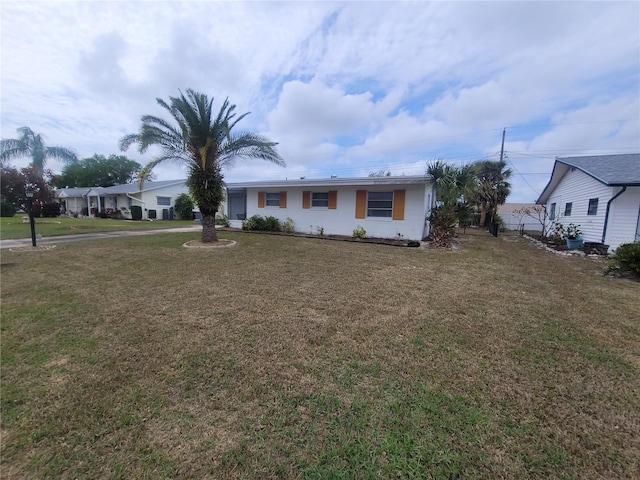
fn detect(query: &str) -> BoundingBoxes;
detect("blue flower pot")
[566,237,584,250]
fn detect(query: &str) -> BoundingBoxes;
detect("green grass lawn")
[1,231,638,479]
[0,215,198,240]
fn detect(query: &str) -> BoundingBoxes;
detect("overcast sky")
[1,1,639,202]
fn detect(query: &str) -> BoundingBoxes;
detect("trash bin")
[131,205,143,220]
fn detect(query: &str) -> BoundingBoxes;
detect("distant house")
[536,153,640,250]
[497,203,544,233]
[56,180,188,220]
[223,175,435,241]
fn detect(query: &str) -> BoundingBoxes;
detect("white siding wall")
[545,169,611,243]
[606,186,640,250]
[242,183,430,240]
[137,185,188,219]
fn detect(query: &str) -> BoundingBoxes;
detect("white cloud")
[1,1,638,204]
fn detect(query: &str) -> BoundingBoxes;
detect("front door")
[228,189,247,220]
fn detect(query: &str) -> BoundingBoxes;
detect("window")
[549,203,556,220]
[367,191,393,218]
[157,196,171,206]
[311,192,329,208]
[265,192,280,207]
[564,202,572,216]
[587,198,599,215]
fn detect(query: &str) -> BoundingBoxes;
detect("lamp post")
[25,185,37,247]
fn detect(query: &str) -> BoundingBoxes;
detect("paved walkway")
[0,225,202,249]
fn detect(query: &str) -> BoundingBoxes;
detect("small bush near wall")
[607,242,640,278]
[263,216,281,232]
[242,215,281,232]
[174,193,195,220]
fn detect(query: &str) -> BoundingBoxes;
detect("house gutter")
[602,186,626,244]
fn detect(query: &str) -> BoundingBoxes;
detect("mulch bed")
[218,228,421,247]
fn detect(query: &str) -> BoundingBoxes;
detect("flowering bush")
[565,223,582,239]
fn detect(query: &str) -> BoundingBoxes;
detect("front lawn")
[1,231,638,478]
[0,215,198,240]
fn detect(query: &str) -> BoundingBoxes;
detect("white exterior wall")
[606,186,640,250]
[241,183,432,240]
[108,185,188,219]
[544,169,612,242]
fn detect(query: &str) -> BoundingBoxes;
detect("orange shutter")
[279,191,287,208]
[392,189,405,220]
[355,190,366,219]
[328,191,337,209]
[258,192,265,208]
[302,191,311,209]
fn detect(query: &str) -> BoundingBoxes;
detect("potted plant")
[565,223,583,249]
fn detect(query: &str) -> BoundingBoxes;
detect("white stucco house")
[536,153,640,251]
[223,175,435,241]
[56,180,188,220]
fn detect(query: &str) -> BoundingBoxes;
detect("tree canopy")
[0,127,77,176]
[120,89,285,242]
[55,154,144,187]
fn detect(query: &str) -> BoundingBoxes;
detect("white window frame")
[587,198,599,216]
[311,192,329,208]
[265,192,280,207]
[157,196,171,206]
[367,191,393,218]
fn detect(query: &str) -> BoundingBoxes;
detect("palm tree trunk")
[201,214,219,242]
[479,204,487,228]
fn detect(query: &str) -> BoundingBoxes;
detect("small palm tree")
[426,160,477,247]
[0,127,78,176]
[120,89,285,242]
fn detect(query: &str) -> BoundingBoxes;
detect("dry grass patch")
[1,231,639,478]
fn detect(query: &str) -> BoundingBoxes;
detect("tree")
[56,154,144,187]
[0,164,58,215]
[120,89,285,242]
[174,193,195,220]
[368,170,391,177]
[473,159,512,227]
[0,127,78,176]
[426,160,476,247]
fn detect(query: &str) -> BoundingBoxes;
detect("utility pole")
[500,128,506,163]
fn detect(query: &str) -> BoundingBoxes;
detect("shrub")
[215,214,230,226]
[242,215,281,232]
[282,217,295,234]
[174,193,195,220]
[41,202,61,217]
[352,225,366,240]
[0,201,16,217]
[263,216,281,232]
[608,242,640,277]
[242,215,266,231]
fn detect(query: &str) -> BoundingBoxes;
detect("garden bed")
[219,227,421,247]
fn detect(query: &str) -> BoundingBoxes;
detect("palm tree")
[0,127,78,176]
[120,89,285,242]
[473,159,512,227]
[426,160,477,246]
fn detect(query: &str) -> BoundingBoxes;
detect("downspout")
[602,186,626,244]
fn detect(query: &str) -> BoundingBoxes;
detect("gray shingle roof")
[536,153,640,204]
[557,153,640,186]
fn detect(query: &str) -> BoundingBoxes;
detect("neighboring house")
[57,180,188,220]
[536,153,640,251]
[223,175,435,241]
[497,203,544,232]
